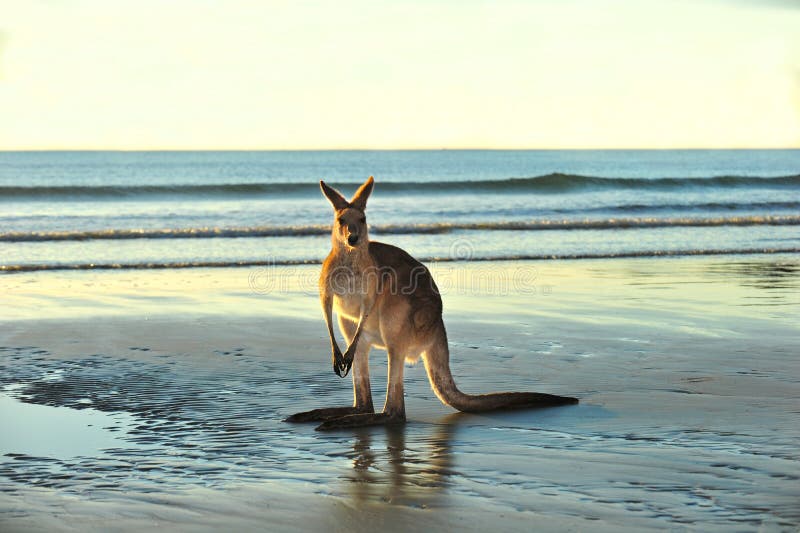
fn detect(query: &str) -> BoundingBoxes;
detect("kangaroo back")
[368,241,442,332]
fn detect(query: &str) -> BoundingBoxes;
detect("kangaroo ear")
[320,181,349,211]
[350,176,374,211]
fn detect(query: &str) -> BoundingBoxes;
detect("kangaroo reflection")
[342,414,462,508]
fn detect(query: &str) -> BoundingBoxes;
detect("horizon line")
[1,146,799,153]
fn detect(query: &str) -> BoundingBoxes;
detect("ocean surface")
[1,150,799,271]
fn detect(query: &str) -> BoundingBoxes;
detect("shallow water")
[2,256,800,530]
[1,339,798,529]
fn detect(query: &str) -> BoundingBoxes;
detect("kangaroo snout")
[348,234,359,245]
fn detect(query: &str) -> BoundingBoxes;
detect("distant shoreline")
[2,147,800,153]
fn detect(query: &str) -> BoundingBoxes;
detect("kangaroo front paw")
[339,349,355,377]
[332,346,346,377]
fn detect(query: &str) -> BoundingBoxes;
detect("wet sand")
[1,256,799,531]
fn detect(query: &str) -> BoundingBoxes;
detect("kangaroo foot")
[315,412,406,431]
[284,406,372,423]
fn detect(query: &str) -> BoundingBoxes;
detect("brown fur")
[285,176,578,430]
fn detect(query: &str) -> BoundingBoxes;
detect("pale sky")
[0,0,798,150]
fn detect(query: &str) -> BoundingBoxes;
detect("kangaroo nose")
[348,234,359,245]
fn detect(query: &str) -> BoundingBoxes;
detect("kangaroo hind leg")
[316,345,407,430]
[285,318,374,423]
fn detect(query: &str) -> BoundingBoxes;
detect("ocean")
[1,149,799,271]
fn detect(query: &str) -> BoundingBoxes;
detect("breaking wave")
[2,215,798,243]
[2,174,798,199]
[3,248,799,273]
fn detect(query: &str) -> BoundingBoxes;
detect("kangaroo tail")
[422,335,578,413]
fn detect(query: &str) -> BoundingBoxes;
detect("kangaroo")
[286,176,578,430]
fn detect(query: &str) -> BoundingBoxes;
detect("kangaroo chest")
[325,252,372,321]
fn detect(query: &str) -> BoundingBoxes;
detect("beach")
[2,255,798,531]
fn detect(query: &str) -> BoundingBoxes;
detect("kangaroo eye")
[337,217,345,225]
[360,217,366,224]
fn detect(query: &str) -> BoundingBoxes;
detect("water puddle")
[1,391,136,459]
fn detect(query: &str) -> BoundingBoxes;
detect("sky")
[0,0,798,150]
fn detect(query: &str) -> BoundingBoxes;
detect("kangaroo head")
[320,176,374,250]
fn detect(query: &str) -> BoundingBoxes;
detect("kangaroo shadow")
[333,402,594,514]
[340,413,464,509]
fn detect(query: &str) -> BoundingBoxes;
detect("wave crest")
[2,173,798,199]
[2,215,798,243]
[3,247,799,273]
